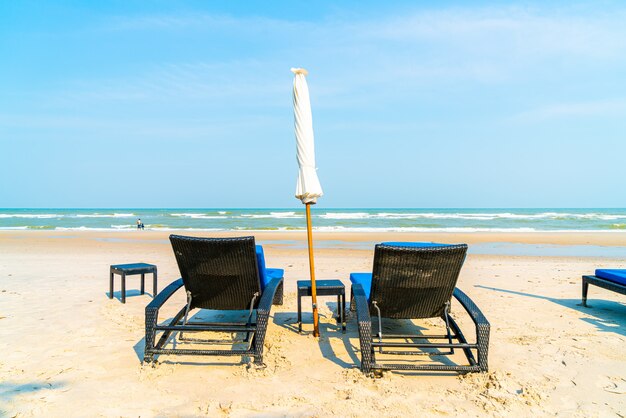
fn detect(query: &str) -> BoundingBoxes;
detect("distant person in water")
[137,218,144,230]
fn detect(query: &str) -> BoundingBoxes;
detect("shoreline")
[2,229,626,246]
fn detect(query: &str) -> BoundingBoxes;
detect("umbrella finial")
[291,67,309,76]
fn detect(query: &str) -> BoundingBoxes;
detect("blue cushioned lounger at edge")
[595,269,626,286]
[581,269,626,307]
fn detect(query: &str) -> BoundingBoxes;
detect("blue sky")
[1,1,625,208]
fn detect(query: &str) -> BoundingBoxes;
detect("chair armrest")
[353,283,374,373]
[251,277,283,365]
[146,278,184,313]
[452,287,489,327]
[144,278,184,363]
[453,287,490,372]
[258,277,283,313]
[353,284,371,323]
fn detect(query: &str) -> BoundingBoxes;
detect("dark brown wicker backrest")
[370,244,468,319]
[169,235,261,310]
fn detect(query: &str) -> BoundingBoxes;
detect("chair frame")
[351,244,490,375]
[582,275,626,307]
[143,236,283,366]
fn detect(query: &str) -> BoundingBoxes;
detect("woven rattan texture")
[370,244,468,319]
[169,235,261,310]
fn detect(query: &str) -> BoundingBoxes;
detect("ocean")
[1,208,626,232]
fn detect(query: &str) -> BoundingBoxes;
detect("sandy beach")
[1,230,625,417]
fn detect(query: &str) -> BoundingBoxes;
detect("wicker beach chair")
[350,242,490,375]
[143,235,283,365]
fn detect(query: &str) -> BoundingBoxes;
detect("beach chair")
[582,269,626,307]
[143,235,283,365]
[350,242,490,375]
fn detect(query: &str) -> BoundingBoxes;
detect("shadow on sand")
[476,285,626,337]
[133,310,267,366]
[274,300,463,375]
[105,289,154,303]
[274,300,360,370]
[0,381,66,404]
[133,301,470,375]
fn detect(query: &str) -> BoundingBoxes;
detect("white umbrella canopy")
[291,67,323,337]
[292,68,323,204]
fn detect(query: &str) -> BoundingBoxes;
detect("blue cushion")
[350,272,373,302]
[595,269,626,286]
[255,245,267,271]
[381,241,451,248]
[255,245,269,290]
[266,268,284,280]
[255,245,284,291]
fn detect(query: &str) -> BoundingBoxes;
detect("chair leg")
[477,322,490,372]
[582,278,589,307]
[144,307,158,363]
[358,319,373,373]
[350,287,355,312]
[297,291,302,333]
[153,269,157,297]
[121,273,126,303]
[140,273,145,295]
[109,272,114,299]
[341,292,346,333]
[253,311,270,366]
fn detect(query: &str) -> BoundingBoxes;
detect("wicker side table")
[110,263,157,303]
[297,279,346,334]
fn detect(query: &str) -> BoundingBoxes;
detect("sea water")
[1,208,626,232]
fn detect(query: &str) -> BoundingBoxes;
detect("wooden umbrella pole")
[305,202,320,337]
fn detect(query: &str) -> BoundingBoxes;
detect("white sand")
[0,231,625,417]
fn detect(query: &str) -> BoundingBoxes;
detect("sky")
[1,0,625,208]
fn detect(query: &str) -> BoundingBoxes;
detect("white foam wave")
[147,227,224,231]
[55,226,120,231]
[319,212,371,219]
[240,212,302,219]
[0,214,60,219]
[313,226,540,233]
[320,212,626,221]
[75,213,135,218]
[170,213,227,219]
[312,226,626,233]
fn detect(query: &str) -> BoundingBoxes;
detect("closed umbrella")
[291,67,323,337]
